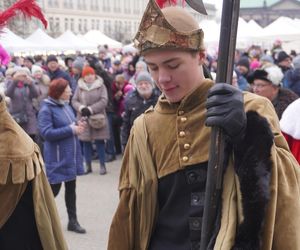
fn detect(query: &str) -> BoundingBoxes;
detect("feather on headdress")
[156,0,185,8]
[0,0,47,30]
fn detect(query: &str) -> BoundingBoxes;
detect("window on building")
[96,20,100,30]
[91,19,95,30]
[84,19,88,32]
[55,17,60,32]
[48,0,53,7]
[95,1,99,10]
[78,19,82,32]
[65,18,69,31]
[54,0,59,8]
[69,0,73,8]
[70,18,74,31]
[49,17,54,31]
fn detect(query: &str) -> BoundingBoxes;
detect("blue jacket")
[38,98,84,184]
[284,68,300,96]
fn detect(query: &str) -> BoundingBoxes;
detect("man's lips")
[163,86,177,92]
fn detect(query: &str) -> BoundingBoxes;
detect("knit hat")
[136,71,153,85]
[46,55,58,65]
[260,54,274,64]
[81,66,95,77]
[13,66,31,78]
[72,57,85,71]
[276,51,291,64]
[237,56,250,70]
[31,65,43,75]
[293,55,300,69]
[248,64,283,86]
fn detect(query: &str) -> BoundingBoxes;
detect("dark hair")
[48,78,69,99]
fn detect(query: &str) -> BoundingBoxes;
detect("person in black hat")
[236,56,250,78]
[275,50,292,74]
[24,56,35,72]
[46,54,76,93]
[64,56,74,75]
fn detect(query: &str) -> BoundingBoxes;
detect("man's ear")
[198,50,206,65]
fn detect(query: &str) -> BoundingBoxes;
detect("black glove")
[206,83,246,144]
[81,107,91,117]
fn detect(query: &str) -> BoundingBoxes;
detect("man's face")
[47,61,59,72]
[136,80,153,98]
[278,57,292,68]
[24,59,33,69]
[252,79,278,101]
[144,50,204,103]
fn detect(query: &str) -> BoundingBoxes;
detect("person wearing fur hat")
[72,66,110,175]
[121,71,160,148]
[108,1,300,249]
[5,67,39,141]
[248,64,298,119]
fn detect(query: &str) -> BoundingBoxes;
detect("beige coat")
[72,76,110,141]
[0,97,68,250]
[108,80,300,249]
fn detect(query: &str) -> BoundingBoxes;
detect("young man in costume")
[108,0,300,249]
[0,1,68,249]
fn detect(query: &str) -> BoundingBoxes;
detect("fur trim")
[280,98,300,139]
[232,111,273,250]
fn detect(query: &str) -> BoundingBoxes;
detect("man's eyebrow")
[145,57,181,66]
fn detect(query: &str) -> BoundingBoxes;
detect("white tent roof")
[26,28,69,52]
[261,17,300,40]
[56,30,97,52]
[0,28,38,53]
[84,30,122,48]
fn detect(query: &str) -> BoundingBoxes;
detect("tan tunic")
[108,80,300,250]
[0,98,68,250]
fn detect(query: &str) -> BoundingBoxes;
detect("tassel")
[0,0,47,29]
[156,0,186,8]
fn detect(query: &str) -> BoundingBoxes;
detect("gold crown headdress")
[134,0,204,54]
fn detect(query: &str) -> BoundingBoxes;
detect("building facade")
[1,0,216,43]
[240,0,300,27]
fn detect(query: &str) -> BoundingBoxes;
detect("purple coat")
[5,80,38,135]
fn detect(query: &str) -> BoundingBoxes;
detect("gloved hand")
[81,107,91,117]
[206,83,246,144]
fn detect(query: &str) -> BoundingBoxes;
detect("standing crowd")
[0,47,160,236]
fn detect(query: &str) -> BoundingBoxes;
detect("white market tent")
[56,30,97,52]
[0,28,38,53]
[26,28,69,52]
[261,17,300,41]
[84,30,122,48]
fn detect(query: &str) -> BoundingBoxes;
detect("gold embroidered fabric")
[134,0,204,53]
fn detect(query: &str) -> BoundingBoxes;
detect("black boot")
[100,164,107,175]
[85,162,92,174]
[68,219,86,234]
[65,180,86,234]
